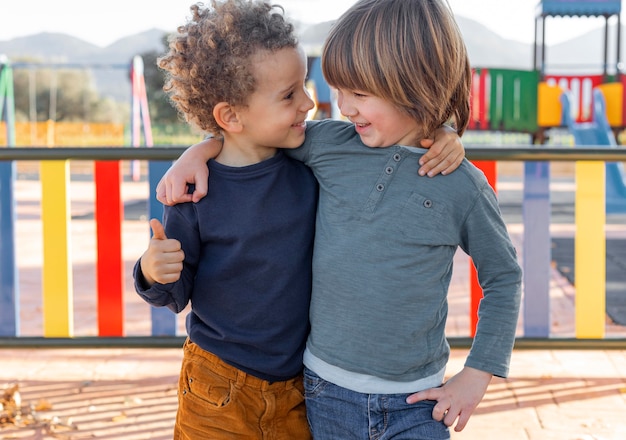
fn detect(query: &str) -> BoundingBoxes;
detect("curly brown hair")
[158,0,297,134]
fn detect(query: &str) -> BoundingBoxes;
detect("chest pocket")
[395,192,458,245]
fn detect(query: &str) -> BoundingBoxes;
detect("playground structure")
[1,0,626,343]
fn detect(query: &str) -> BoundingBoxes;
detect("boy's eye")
[284,91,294,100]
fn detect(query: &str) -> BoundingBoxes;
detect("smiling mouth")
[350,119,370,128]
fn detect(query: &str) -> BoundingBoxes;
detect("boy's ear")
[213,102,243,133]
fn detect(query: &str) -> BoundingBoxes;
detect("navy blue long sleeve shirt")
[134,151,318,382]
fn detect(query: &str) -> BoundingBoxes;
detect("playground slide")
[560,89,626,214]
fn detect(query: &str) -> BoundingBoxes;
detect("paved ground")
[2,171,626,439]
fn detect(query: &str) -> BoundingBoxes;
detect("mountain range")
[0,16,621,102]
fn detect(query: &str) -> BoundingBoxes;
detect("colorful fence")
[0,148,182,340]
[2,56,626,346]
[0,56,160,343]
[0,147,625,346]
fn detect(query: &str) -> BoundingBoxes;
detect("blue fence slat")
[0,161,18,336]
[147,160,178,336]
[522,161,552,337]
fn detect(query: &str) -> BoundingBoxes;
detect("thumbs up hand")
[150,217,168,240]
[140,218,185,286]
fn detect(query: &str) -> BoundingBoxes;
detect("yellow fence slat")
[41,160,74,337]
[575,161,606,338]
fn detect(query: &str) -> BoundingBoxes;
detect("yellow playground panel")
[0,121,124,146]
[537,81,563,127]
[538,80,624,129]
[596,82,624,128]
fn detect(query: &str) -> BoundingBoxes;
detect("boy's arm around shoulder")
[418,125,464,177]
[152,122,464,203]
[287,120,465,177]
[156,137,223,206]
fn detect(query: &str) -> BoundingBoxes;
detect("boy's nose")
[335,91,356,118]
[339,102,356,117]
[304,95,315,112]
[301,89,315,112]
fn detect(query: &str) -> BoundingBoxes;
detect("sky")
[0,0,615,48]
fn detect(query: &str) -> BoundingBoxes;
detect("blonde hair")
[158,0,297,134]
[322,0,471,138]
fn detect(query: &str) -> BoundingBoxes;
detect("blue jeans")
[304,367,450,440]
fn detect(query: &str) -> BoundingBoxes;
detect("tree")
[141,35,183,126]
[11,65,127,123]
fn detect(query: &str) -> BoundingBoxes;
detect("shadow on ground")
[1,377,177,439]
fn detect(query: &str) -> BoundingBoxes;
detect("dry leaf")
[0,383,21,426]
[34,398,53,411]
[111,411,127,422]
